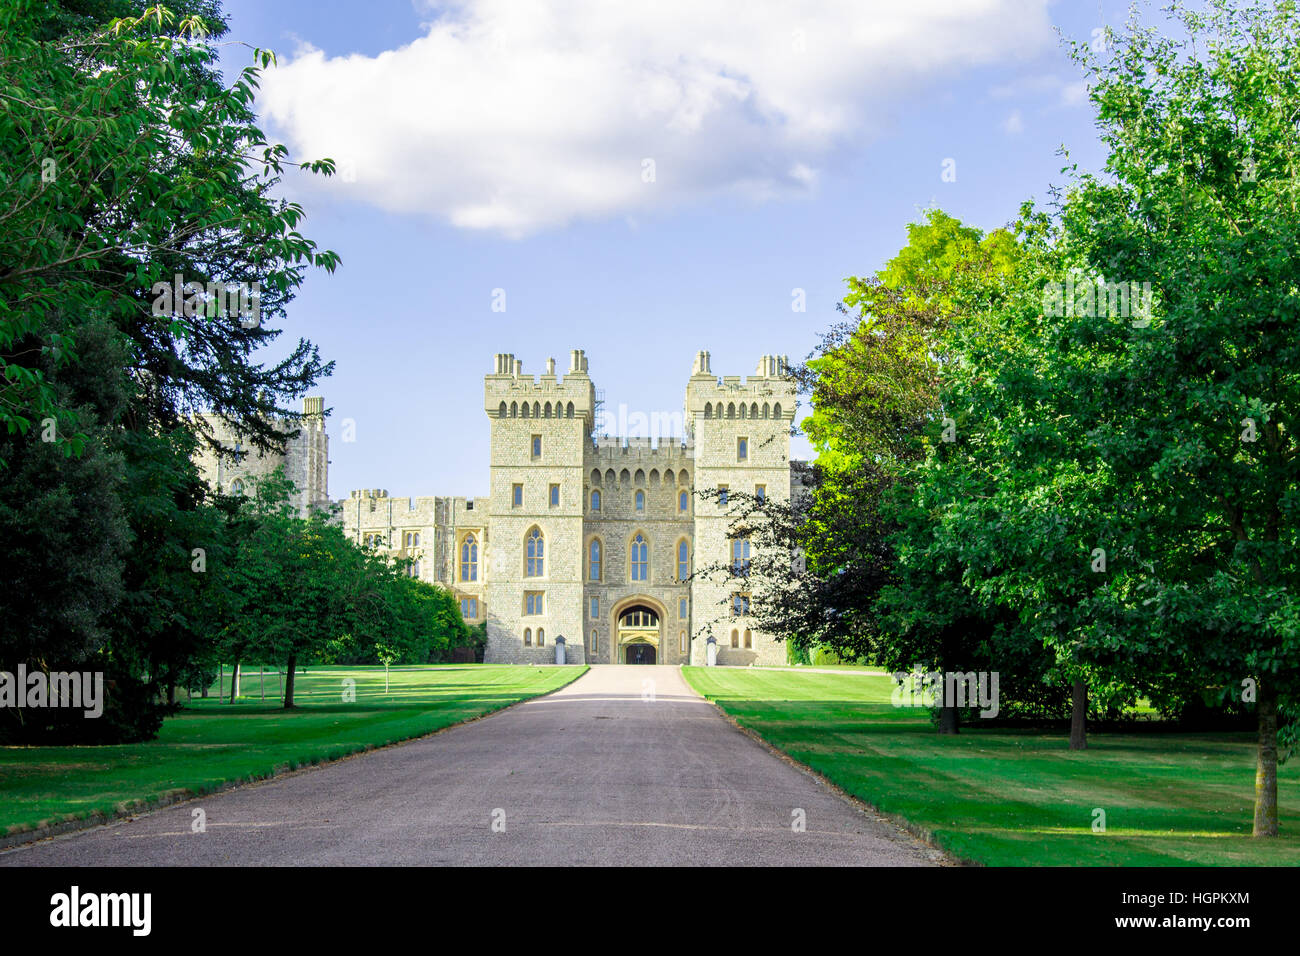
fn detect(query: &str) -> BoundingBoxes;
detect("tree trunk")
[283,653,297,709]
[260,665,265,702]
[938,705,960,735]
[229,659,240,704]
[167,683,176,705]
[1253,680,1279,837]
[1069,677,1088,750]
[217,663,222,701]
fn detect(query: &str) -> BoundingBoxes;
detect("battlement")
[349,488,390,499]
[485,349,596,420]
[590,437,694,458]
[684,353,796,421]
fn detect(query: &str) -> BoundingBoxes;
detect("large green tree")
[1055,0,1300,836]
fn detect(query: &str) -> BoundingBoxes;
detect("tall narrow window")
[732,538,750,574]
[679,597,688,618]
[635,490,645,513]
[537,628,545,647]
[590,596,599,620]
[679,489,688,512]
[531,435,542,458]
[589,540,602,581]
[460,533,478,581]
[512,483,523,507]
[526,527,544,576]
[550,483,560,507]
[524,628,532,646]
[755,484,766,504]
[718,484,729,506]
[677,540,690,581]
[737,436,748,461]
[591,490,601,511]
[744,629,753,649]
[731,629,739,648]
[591,631,598,654]
[630,533,648,581]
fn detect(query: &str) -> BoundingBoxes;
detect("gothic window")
[732,538,751,574]
[737,436,748,461]
[524,628,532,646]
[731,629,739,648]
[677,539,690,581]
[744,629,753,649]
[679,490,689,512]
[550,484,560,507]
[460,534,478,582]
[630,533,649,581]
[537,628,545,647]
[591,489,601,511]
[704,402,712,419]
[589,539,602,581]
[532,434,542,458]
[231,479,245,495]
[635,490,645,513]
[525,527,544,577]
[512,483,523,508]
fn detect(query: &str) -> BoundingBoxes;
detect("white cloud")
[1002,109,1024,134]
[258,0,1054,236]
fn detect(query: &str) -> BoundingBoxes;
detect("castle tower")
[484,351,595,663]
[684,353,795,665]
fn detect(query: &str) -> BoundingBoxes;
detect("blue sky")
[214,0,1125,498]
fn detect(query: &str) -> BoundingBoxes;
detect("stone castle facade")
[194,351,797,666]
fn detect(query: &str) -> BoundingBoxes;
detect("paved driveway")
[1,665,938,866]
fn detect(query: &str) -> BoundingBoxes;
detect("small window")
[731,629,739,648]
[512,483,523,508]
[550,484,560,507]
[537,628,545,647]
[532,435,542,458]
[524,628,532,646]
[679,597,687,618]
[467,499,474,510]
[589,540,602,581]
[590,596,599,620]
[679,490,688,512]
[718,485,729,506]
[525,591,545,615]
[755,484,766,504]
[231,478,245,495]
[679,631,686,653]
[737,437,748,461]
[635,490,645,513]
[677,539,690,581]
[591,631,598,654]
[591,490,601,511]
[460,597,478,618]
[744,628,752,649]
[408,560,420,578]
[732,593,751,616]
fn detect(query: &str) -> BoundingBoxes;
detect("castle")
[194,350,798,666]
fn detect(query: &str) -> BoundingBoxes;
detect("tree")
[1055,0,1300,835]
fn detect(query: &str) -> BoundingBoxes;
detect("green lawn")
[0,664,583,838]
[682,666,1300,866]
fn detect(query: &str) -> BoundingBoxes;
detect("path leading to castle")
[1,666,939,866]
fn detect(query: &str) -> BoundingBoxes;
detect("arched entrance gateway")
[617,604,660,664]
